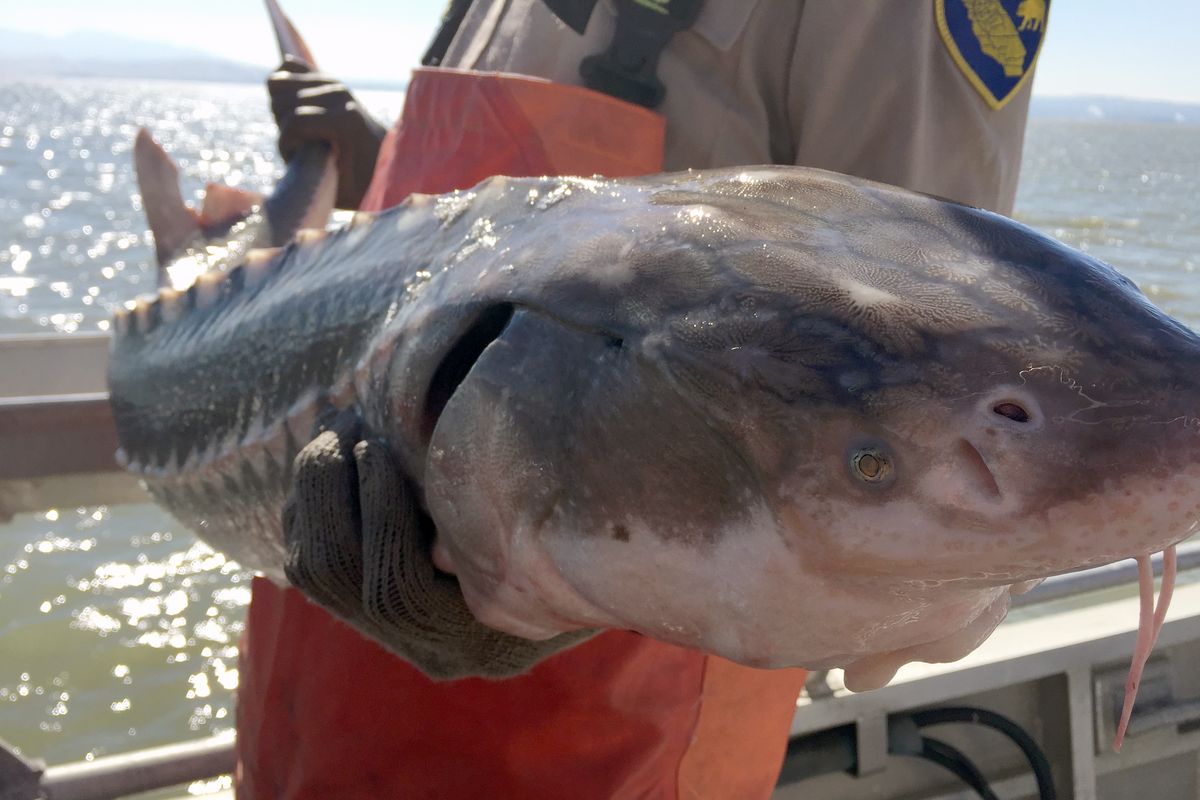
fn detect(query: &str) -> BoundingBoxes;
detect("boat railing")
[0,334,143,521]
[0,547,1195,799]
[0,733,235,800]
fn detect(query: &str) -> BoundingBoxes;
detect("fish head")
[758,192,1200,590]
[394,169,1200,685]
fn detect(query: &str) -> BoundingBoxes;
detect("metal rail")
[1012,541,1200,608]
[0,735,235,800]
[1,548,1193,799]
[0,391,141,521]
[43,736,235,800]
[0,334,132,519]
[0,393,121,481]
[0,334,110,399]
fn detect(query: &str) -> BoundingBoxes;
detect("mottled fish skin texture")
[108,167,1200,688]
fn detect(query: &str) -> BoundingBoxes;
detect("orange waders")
[236,68,807,800]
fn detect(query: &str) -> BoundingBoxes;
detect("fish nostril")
[993,401,1031,423]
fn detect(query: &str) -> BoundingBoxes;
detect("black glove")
[267,57,387,210]
[282,411,594,679]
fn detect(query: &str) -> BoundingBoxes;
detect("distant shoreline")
[1030,95,1200,125]
[0,63,408,92]
[2,70,1198,124]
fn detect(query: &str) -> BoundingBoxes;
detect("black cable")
[777,704,1056,797]
[910,706,1057,800]
[889,717,999,799]
[914,736,1002,800]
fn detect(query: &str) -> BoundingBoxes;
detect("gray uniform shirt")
[441,0,1036,214]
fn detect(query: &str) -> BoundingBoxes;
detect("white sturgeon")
[108,165,1200,725]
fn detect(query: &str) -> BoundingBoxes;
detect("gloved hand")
[267,57,387,210]
[282,411,594,679]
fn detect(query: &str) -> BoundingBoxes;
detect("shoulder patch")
[936,0,1049,110]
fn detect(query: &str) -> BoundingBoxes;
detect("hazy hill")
[0,28,267,83]
[1029,95,1200,124]
[0,28,412,88]
[0,55,266,83]
[2,28,1198,117]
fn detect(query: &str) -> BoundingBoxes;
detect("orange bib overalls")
[236,67,806,800]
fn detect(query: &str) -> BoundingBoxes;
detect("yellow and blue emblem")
[936,0,1049,110]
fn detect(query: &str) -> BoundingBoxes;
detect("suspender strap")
[542,0,602,35]
[422,0,477,66]
[433,0,705,108]
[579,0,704,108]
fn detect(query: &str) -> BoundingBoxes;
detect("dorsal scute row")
[109,224,354,340]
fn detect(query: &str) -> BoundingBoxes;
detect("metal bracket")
[855,714,890,776]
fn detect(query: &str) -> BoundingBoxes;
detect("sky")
[3,0,1199,103]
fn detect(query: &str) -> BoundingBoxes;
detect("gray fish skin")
[108,167,1200,688]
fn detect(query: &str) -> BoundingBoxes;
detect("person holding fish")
[235,1,1049,797]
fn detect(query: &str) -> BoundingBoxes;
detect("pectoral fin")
[134,128,200,273]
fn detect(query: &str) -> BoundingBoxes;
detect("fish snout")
[979,373,1200,578]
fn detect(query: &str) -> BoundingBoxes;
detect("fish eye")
[850,446,892,484]
[993,401,1031,423]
